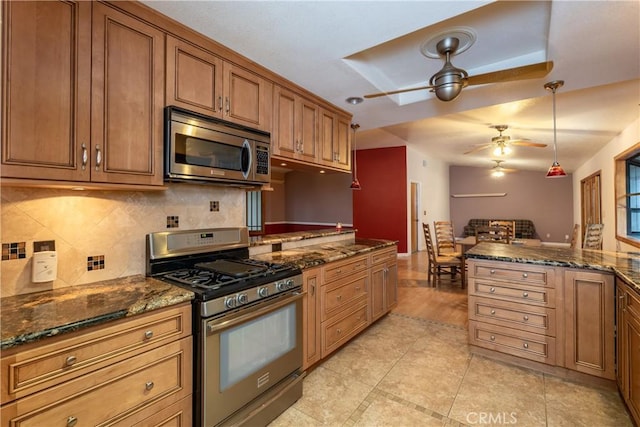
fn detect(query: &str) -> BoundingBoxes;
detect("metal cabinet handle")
[490,310,496,315]
[145,381,154,391]
[225,97,230,113]
[310,284,315,296]
[218,96,223,111]
[337,328,342,335]
[355,286,361,291]
[522,273,528,278]
[337,295,342,301]
[522,292,529,298]
[95,145,102,170]
[81,144,88,170]
[523,342,529,349]
[489,287,496,293]
[66,416,78,427]
[144,330,153,339]
[490,269,496,274]
[490,335,495,341]
[523,315,529,321]
[65,356,77,367]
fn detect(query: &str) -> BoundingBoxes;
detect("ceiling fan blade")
[510,141,548,148]
[464,143,493,155]
[363,85,433,99]
[466,61,554,86]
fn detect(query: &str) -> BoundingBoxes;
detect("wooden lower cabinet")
[617,278,640,425]
[1,304,192,427]
[302,267,322,370]
[467,259,616,381]
[371,247,398,322]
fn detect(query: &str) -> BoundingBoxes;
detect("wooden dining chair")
[570,224,580,248]
[583,223,604,249]
[423,223,464,288]
[488,220,516,240]
[433,220,462,257]
[475,225,510,244]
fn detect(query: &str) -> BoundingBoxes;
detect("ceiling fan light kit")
[544,80,567,178]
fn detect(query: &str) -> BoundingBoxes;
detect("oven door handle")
[206,291,305,334]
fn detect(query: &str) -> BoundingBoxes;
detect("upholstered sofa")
[462,219,537,239]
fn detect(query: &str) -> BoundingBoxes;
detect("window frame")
[246,190,266,236]
[614,142,640,249]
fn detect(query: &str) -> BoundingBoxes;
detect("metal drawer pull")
[523,342,529,349]
[522,292,529,298]
[95,145,102,170]
[65,356,77,367]
[490,335,495,341]
[337,328,342,335]
[67,416,78,427]
[145,381,154,391]
[355,286,361,291]
[144,330,153,339]
[337,295,342,301]
[522,273,528,278]
[490,310,496,315]
[489,287,495,293]
[490,269,496,274]
[523,315,529,321]
[81,144,88,170]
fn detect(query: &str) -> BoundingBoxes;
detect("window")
[615,142,640,249]
[627,154,640,236]
[246,190,265,235]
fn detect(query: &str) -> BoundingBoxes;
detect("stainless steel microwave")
[165,106,270,186]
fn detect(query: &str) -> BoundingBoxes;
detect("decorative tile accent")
[87,255,105,271]
[166,215,179,228]
[210,201,220,212]
[2,242,26,260]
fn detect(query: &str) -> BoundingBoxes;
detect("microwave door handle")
[241,139,252,179]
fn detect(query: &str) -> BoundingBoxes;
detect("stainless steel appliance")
[165,107,271,186]
[146,228,304,427]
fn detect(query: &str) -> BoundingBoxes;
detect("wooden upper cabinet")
[223,62,272,132]
[1,1,164,187]
[166,35,223,118]
[272,85,318,163]
[1,0,91,181]
[91,2,164,186]
[319,109,351,171]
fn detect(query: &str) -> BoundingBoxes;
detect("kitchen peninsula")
[465,242,640,424]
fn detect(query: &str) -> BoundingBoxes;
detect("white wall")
[573,118,640,252]
[406,145,450,251]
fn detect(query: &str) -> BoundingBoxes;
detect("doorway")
[581,171,602,237]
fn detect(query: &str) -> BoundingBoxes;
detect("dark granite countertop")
[249,228,356,246]
[1,275,194,350]
[465,242,640,294]
[249,237,397,269]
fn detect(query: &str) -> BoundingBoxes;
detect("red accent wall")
[353,146,407,252]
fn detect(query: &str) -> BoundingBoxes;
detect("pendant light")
[350,123,362,190]
[544,80,567,178]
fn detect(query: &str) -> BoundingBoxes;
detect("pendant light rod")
[350,123,361,190]
[544,80,567,178]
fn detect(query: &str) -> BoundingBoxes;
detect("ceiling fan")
[363,36,553,102]
[464,125,547,156]
[490,160,516,177]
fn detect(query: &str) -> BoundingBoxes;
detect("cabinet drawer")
[1,304,191,403]
[371,247,397,265]
[322,302,369,357]
[469,279,555,307]
[323,255,368,282]
[469,296,556,336]
[469,321,556,364]
[321,272,368,321]
[469,262,554,287]
[1,337,192,426]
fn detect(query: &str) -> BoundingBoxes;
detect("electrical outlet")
[34,240,55,252]
[210,201,220,212]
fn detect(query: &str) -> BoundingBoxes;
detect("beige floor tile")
[353,389,449,427]
[544,375,633,426]
[291,365,374,425]
[268,406,324,427]
[449,355,546,426]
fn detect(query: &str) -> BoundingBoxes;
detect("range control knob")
[258,287,269,298]
[276,281,287,292]
[237,293,249,305]
[286,279,295,288]
[224,296,237,309]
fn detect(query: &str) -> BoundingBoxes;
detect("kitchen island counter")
[249,228,356,247]
[465,242,640,293]
[0,275,194,350]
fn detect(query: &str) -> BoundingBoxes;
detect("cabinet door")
[563,270,615,379]
[302,267,321,370]
[166,35,223,118]
[625,307,640,423]
[370,263,386,321]
[91,2,164,186]
[1,0,91,181]
[272,86,297,158]
[617,282,626,393]
[223,62,272,131]
[335,114,352,170]
[298,98,319,163]
[319,108,337,166]
[385,260,398,310]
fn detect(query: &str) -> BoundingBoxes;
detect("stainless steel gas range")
[146,227,305,427]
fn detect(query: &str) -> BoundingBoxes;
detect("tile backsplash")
[1,184,245,297]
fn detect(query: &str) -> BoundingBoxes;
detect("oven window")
[219,303,296,391]
[175,134,242,171]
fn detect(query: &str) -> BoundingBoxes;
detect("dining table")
[455,236,542,255]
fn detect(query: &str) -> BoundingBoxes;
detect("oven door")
[201,290,303,427]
